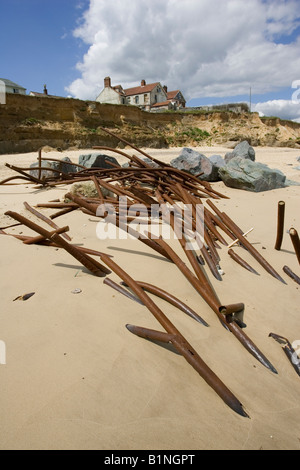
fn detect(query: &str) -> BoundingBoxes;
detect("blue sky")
[0,0,89,96]
[1,0,300,121]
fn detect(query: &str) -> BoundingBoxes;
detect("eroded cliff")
[1,94,300,154]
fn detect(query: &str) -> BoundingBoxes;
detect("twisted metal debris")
[1,127,299,416]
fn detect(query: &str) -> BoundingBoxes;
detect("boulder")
[218,157,286,192]
[52,156,78,174]
[79,153,120,169]
[30,157,77,180]
[170,148,213,181]
[225,140,255,163]
[30,161,57,180]
[123,157,160,168]
[209,155,226,181]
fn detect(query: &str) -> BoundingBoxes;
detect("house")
[0,78,26,95]
[96,77,186,111]
[29,85,60,98]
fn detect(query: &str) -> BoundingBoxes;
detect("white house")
[96,77,186,111]
[0,78,26,95]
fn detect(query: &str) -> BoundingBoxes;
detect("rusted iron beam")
[65,192,173,261]
[121,280,209,326]
[5,211,110,277]
[23,201,72,241]
[50,207,78,220]
[283,265,300,285]
[150,236,278,373]
[269,333,300,377]
[99,252,248,417]
[23,226,70,245]
[289,228,300,264]
[104,278,144,305]
[274,201,285,251]
[228,248,259,275]
[207,201,285,283]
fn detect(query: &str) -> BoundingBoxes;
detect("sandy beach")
[0,144,300,450]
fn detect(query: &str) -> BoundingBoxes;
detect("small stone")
[71,288,82,294]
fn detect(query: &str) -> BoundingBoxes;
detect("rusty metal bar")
[99,252,248,417]
[23,226,70,245]
[65,192,173,261]
[5,211,110,277]
[228,248,259,275]
[23,201,72,241]
[121,280,209,326]
[283,265,300,285]
[289,228,300,264]
[38,148,42,181]
[274,201,285,251]
[269,333,300,377]
[207,205,286,283]
[91,175,105,203]
[4,163,43,185]
[104,278,144,305]
[50,207,78,220]
[151,236,278,373]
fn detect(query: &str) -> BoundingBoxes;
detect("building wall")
[127,85,167,109]
[5,85,26,95]
[150,85,167,105]
[96,88,122,105]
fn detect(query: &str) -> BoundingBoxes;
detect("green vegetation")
[176,127,210,142]
[22,117,42,126]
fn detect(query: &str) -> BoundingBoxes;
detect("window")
[13,88,19,94]
[157,87,161,93]
[144,94,148,103]
[135,95,139,104]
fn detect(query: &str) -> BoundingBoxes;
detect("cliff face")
[1,94,300,154]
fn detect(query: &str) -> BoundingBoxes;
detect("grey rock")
[123,157,160,168]
[285,179,300,186]
[225,140,256,163]
[218,157,286,192]
[297,156,300,162]
[79,153,120,169]
[30,161,57,180]
[52,156,78,174]
[295,165,300,170]
[170,148,213,181]
[140,157,160,168]
[209,155,226,181]
[30,157,78,180]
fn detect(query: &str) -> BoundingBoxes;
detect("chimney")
[163,85,168,93]
[43,84,48,95]
[104,77,111,88]
[141,79,146,86]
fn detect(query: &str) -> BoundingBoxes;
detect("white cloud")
[66,0,300,102]
[253,99,300,121]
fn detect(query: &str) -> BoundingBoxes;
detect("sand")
[0,145,300,451]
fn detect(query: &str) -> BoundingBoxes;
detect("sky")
[1,0,300,121]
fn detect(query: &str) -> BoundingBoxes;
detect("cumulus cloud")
[66,0,300,102]
[253,99,300,122]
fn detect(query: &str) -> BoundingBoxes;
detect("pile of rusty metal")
[1,128,300,418]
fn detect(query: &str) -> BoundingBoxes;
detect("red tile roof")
[167,90,180,99]
[151,100,171,108]
[124,82,160,96]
